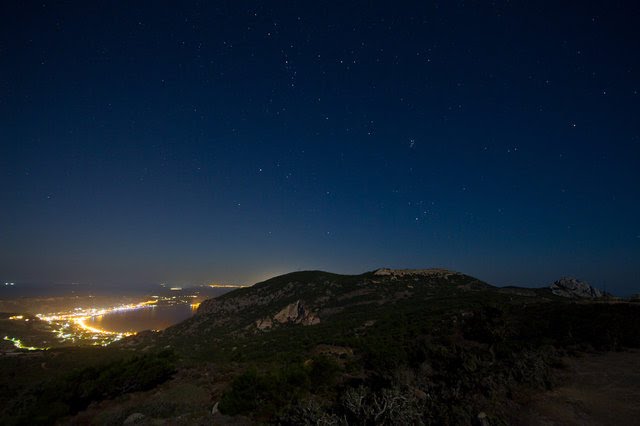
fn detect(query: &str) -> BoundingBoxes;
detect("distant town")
[1,284,240,354]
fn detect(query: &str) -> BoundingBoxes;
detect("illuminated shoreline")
[3,336,47,351]
[35,299,161,345]
[4,294,203,348]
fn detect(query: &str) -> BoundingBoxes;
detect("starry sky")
[1,1,639,294]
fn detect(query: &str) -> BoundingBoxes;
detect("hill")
[110,268,638,424]
[127,268,513,362]
[167,268,492,340]
[2,268,639,425]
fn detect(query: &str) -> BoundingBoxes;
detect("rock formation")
[373,268,456,278]
[550,277,602,299]
[255,300,320,331]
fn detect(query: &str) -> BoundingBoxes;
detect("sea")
[0,282,232,332]
[86,303,198,333]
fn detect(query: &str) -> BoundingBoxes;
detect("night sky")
[1,2,639,294]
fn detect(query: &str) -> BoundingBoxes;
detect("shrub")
[7,351,176,425]
[219,356,341,417]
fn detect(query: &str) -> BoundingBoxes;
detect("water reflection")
[88,303,195,333]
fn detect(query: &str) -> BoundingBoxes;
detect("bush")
[219,356,341,417]
[7,351,176,425]
[339,385,424,425]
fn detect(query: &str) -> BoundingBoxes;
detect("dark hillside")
[112,269,640,424]
[2,269,638,425]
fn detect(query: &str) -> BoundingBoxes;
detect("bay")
[87,303,197,333]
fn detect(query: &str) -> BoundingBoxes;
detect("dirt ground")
[515,349,640,426]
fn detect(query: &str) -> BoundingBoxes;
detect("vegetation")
[219,355,340,418]
[213,302,640,424]
[1,350,175,425]
[1,269,639,424]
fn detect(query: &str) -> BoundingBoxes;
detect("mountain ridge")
[194,267,492,324]
[4,268,639,425]
[129,268,614,352]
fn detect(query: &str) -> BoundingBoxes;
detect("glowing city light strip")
[34,299,160,343]
[3,336,48,351]
[37,299,158,323]
[73,317,134,337]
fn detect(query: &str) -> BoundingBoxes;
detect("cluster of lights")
[36,299,160,346]
[5,294,202,350]
[3,336,47,351]
[4,282,15,286]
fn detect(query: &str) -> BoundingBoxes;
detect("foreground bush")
[219,356,340,417]
[5,350,176,425]
[219,303,640,424]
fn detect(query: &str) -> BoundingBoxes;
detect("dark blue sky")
[1,1,639,294]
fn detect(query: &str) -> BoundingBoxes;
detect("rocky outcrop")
[374,268,456,278]
[255,300,320,331]
[274,300,320,325]
[274,300,303,323]
[255,317,273,330]
[550,277,602,299]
